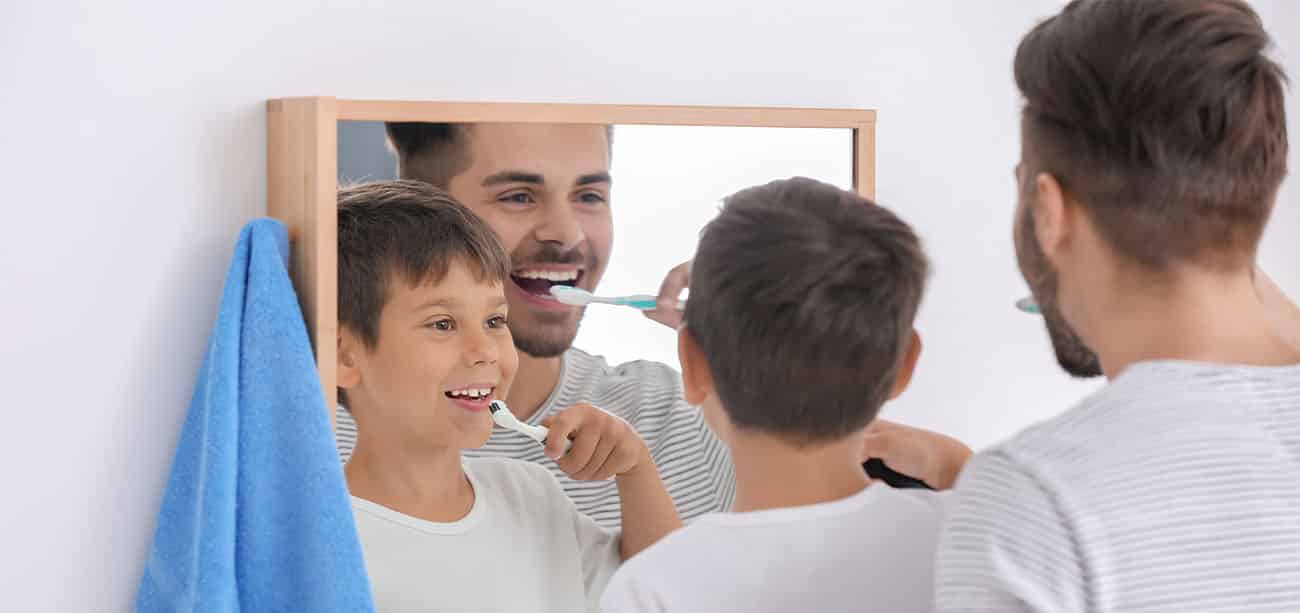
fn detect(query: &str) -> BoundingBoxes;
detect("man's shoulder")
[566,347,682,386]
[564,348,687,415]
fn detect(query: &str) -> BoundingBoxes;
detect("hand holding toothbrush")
[644,259,692,330]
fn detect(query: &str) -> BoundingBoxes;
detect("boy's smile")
[339,261,519,450]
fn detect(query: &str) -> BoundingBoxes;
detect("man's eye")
[487,316,509,329]
[499,192,534,205]
[427,319,454,331]
[578,191,608,205]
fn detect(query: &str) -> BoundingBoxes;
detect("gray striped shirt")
[937,360,1300,612]
[335,348,736,529]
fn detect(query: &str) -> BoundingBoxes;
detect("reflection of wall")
[6,1,1299,610]
[338,121,397,184]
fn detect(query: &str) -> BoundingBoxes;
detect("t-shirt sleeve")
[599,557,668,613]
[935,450,1088,613]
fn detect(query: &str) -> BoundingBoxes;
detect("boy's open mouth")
[510,268,583,300]
[444,386,497,411]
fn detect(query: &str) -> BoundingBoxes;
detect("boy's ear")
[888,329,922,400]
[337,327,364,390]
[677,326,714,406]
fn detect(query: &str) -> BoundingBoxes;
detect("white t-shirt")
[600,484,950,613]
[352,457,622,613]
[338,348,736,528]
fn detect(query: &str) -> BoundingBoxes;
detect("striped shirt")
[335,348,736,529]
[936,360,1300,613]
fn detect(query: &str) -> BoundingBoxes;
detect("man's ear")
[1032,172,1072,261]
[888,329,923,400]
[677,326,714,406]
[338,327,365,391]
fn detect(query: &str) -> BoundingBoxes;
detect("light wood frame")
[266,97,877,420]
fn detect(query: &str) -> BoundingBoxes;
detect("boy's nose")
[463,330,499,366]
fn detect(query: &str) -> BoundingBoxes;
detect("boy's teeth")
[449,388,491,399]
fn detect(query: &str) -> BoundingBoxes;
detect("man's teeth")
[448,388,492,399]
[514,270,579,282]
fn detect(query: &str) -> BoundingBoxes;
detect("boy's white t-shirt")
[351,457,622,613]
[600,485,949,613]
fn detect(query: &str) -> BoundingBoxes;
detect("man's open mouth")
[510,268,583,299]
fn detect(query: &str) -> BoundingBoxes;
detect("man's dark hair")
[384,122,614,187]
[337,180,509,350]
[684,177,929,447]
[1015,0,1288,270]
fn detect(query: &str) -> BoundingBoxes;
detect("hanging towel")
[136,218,373,612]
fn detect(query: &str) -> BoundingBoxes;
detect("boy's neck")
[345,435,474,523]
[727,430,872,513]
[505,351,564,422]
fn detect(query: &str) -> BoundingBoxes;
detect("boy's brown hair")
[684,177,928,446]
[337,180,510,351]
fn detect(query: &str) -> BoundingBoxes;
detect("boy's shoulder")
[463,456,570,508]
[604,487,950,609]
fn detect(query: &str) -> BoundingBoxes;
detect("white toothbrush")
[549,285,685,311]
[489,400,571,453]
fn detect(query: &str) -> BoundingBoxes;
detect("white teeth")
[515,270,579,282]
[449,388,492,399]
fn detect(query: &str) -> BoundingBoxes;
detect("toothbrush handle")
[618,295,686,311]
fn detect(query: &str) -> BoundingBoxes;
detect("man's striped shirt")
[937,361,1300,612]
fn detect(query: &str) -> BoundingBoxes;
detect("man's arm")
[936,451,1088,613]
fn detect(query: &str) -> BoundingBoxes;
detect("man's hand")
[643,260,691,330]
[860,419,973,490]
[542,403,650,481]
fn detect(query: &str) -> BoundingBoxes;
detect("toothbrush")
[488,400,571,453]
[1015,296,1042,314]
[549,285,685,311]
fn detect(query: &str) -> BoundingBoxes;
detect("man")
[336,122,735,527]
[933,1,1300,611]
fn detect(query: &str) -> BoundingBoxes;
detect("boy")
[601,177,948,612]
[336,180,680,612]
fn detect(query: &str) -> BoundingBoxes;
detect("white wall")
[3,1,1296,610]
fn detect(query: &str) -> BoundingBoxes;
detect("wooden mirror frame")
[266,97,877,422]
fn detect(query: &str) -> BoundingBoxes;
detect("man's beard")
[1016,202,1105,378]
[512,311,583,358]
[508,242,600,358]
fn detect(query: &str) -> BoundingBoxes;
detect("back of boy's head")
[337,180,509,351]
[684,177,928,446]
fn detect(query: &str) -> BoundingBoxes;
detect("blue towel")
[137,219,373,612]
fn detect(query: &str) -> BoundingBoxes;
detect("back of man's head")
[684,177,928,447]
[1016,0,1288,270]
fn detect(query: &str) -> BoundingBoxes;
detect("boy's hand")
[644,260,691,330]
[542,403,650,481]
[860,419,972,490]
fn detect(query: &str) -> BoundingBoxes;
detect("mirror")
[266,99,876,608]
[337,121,853,371]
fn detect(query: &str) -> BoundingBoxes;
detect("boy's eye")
[487,316,509,329]
[427,318,454,331]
